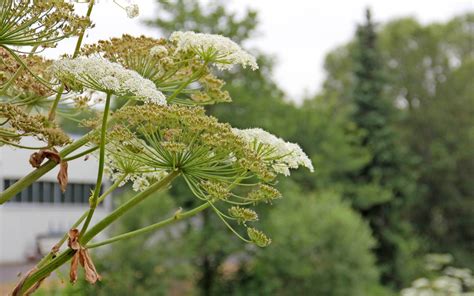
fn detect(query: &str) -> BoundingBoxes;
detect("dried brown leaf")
[29,151,46,168]
[70,251,80,284]
[81,249,101,284]
[58,161,68,193]
[29,149,61,168]
[67,229,80,250]
[67,228,101,285]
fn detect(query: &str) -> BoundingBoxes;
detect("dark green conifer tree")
[349,9,419,288]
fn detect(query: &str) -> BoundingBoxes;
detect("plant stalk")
[36,175,125,269]
[47,0,95,121]
[80,92,112,236]
[18,171,179,294]
[87,202,210,248]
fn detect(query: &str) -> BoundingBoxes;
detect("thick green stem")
[18,171,179,294]
[47,85,64,121]
[62,146,98,162]
[72,1,94,59]
[80,170,180,244]
[80,93,112,236]
[36,175,125,269]
[87,202,210,248]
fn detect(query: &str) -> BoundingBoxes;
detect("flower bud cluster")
[247,227,272,248]
[228,206,258,224]
[0,103,70,146]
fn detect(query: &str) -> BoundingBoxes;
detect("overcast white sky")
[53,0,473,102]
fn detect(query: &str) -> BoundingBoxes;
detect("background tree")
[322,12,474,270]
[343,9,420,287]
[59,3,473,295]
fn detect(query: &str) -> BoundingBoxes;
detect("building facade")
[0,137,111,264]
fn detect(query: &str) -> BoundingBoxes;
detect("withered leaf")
[29,151,46,168]
[29,149,61,168]
[67,229,80,250]
[81,249,102,284]
[70,250,80,284]
[67,228,101,285]
[58,161,68,193]
[11,267,49,296]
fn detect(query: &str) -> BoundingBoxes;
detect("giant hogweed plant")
[0,1,313,294]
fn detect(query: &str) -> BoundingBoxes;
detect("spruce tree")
[349,9,419,287]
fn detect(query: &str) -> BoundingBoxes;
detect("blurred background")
[1,0,473,295]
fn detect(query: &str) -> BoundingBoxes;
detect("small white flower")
[52,56,166,105]
[232,128,314,176]
[150,45,168,57]
[104,144,168,192]
[125,4,139,18]
[132,177,149,192]
[170,31,258,71]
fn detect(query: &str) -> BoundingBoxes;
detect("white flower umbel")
[52,56,166,105]
[104,146,168,192]
[232,128,314,176]
[170,31,258,71]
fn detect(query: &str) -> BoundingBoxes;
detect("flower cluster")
[52,56,166,105]
[107,105,312,247]
[125,4,139,18]
[0,103,70,147]
[401,254,474,295]
[170,31,258,71]
[247,227,272,247]
[103,141,168,192]
[0,48,53,98]
[232,128,314,176]
[0,0,90,48]
[0,1,318,292]
[81,35,232,105]
[228,206,258,224]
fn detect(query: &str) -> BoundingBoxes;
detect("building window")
[3,180,102,205]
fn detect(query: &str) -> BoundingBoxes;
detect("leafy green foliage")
[344,9,421,287]
[215,191,386,296]
[322,12,474,270]
[56,3,472,295]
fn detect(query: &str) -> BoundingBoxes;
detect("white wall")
[0,204,109,263]
[0,137,112,264]
[0,137,100,182]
